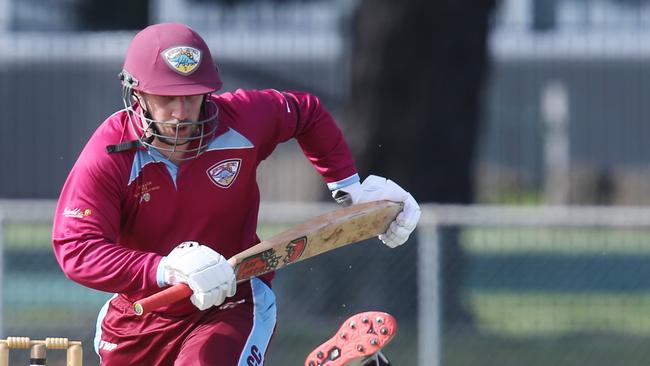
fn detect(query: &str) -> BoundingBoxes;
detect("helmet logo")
[207,158,241,188]
[162,46,202,75]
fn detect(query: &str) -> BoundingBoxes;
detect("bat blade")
[133,200,402,315]
[232,200,402,281]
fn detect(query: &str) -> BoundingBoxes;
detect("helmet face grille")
[121,85,219,161]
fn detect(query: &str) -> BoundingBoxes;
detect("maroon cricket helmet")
[121,23,222,96]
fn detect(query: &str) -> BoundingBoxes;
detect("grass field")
[5,222,650,364]
[461,227,650,254]
[443,330,650,366]
[470,291,650,336]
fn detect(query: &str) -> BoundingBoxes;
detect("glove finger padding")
[361,176,421,247]
[380,222,414,248]
[162,241,237,310]
[191,285,227,311]
[396,195,421,231]
[333,175,421,248]
[185,261,236,293]
[358,175,410,204]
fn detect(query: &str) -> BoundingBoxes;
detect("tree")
[76,0,149,30]
[346,0,496,325]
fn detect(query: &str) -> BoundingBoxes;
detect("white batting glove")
[158,241,236,310]
[332,175,421,248]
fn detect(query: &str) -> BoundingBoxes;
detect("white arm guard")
[158,241,236,310]
[332,175,421,248]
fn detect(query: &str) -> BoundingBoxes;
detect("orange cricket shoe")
[305,311,397,366]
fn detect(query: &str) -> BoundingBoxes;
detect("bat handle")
[133,258,238,315]
[133,284,192,316]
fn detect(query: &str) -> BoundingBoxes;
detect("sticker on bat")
[236,249,282,279]
[283,236,307,265]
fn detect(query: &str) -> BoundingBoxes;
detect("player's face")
[138,92,204,145]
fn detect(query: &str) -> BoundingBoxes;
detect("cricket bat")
[133,200,403,315]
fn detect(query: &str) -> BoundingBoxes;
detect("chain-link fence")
[4,201,650,365]
[428,204,650,366]
[0,200,423,366]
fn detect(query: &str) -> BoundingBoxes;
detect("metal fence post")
[0,207,4,338]
[418,207,440,366]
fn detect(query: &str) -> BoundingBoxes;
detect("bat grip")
[133,258,238,316]
[133,284,192,315]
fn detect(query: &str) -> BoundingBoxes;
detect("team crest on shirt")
[161,46,202,75]
[207,159,241,188]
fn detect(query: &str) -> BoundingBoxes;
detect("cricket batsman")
[52,22,420,365]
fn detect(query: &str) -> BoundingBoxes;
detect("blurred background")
[2,0,650,365]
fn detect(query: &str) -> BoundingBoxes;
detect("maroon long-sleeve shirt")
[53,89,359,315]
